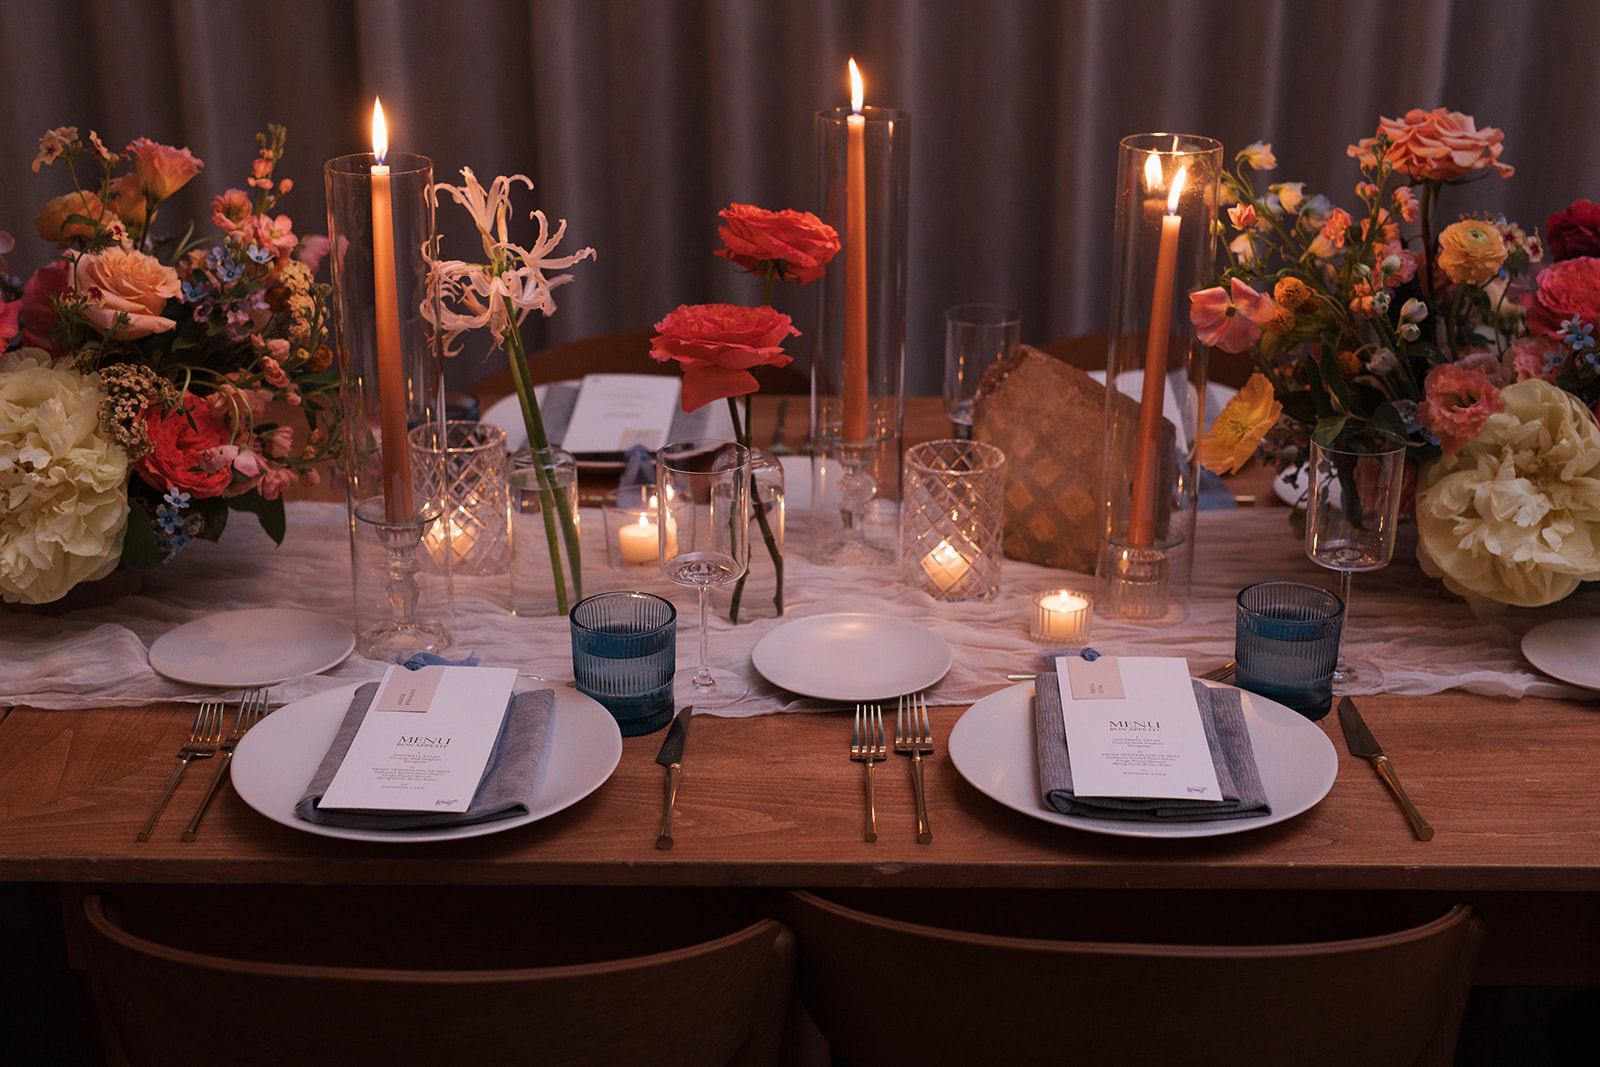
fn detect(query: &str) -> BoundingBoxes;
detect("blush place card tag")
[318,665,518,813]
[560,374,682,454]
[1055,655,1222,802]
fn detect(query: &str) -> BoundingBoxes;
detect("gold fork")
[895,692,934,845]
[182,688,270,841]
[849,704,886,843]
[137,700,223,842]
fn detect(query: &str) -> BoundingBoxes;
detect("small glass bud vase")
[507,446,582,617]
[714,448,785,622]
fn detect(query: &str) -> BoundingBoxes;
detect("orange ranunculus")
[124,137,203,200]
[1346,108,1513,182]
[713,204,840,284]
[649,303,799,412]
[1199,373,1282,475]
[35,190,106,244]
[1437,219,1507,286]
[73,246,181,338]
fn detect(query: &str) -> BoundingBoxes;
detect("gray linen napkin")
[1033,672,1270,821]
[294,684,555,830]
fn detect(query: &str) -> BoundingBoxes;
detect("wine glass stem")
[1339,569,1354,630]
[695,586,713,690]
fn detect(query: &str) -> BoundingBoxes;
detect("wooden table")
[3,397,1598,990]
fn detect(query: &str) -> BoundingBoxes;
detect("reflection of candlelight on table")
[920,538,971,590]
[1128,154,1186,547]
[844,57,869,443]
[1030,589,1093,643]
[370,97,412,523]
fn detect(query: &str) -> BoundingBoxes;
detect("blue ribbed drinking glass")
[1234,581,1345,721]
[569,592,677,735]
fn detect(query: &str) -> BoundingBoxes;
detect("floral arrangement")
[1195,108,1600,608]
[649,203,841,621]
[1,126,339,605]
[426,167,594,613]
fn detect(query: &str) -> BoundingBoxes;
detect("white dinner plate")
[750,613,953,701]
[1522,618,1600,691]
[231,682,623,843]
[148,608,355,687]
[947,680,1338,839]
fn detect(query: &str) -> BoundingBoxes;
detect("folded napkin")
[294,684,554,830]
[1033,672,1270,822]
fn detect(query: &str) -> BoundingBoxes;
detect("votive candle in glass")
[1030,589,1093,644]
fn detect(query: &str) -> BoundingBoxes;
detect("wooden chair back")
[785,890,1482,1067]
[82,891,794,1067]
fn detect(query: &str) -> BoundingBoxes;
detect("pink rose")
[649,303,799,412]
[72,247,181,338]
[136,395,236,497]
[1547,200,1600,261]
[1347,108,1513,181]
[1507,336,1565,382]
[1526,256,1600,336]
[713,204,840,284]
[124,137,203,200]
[1419,363,1504,454]
[296,234,330,273]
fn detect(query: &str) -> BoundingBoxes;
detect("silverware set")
[849,693,935,844]
[138,688,269,843]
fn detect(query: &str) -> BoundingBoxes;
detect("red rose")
[1526,256,1600,337]
[649,303,799,412]
[713,204,840,284]
[1547,199,1600,261]
[135,394,235,497]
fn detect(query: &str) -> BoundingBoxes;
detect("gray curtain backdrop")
[3,0,1597,392]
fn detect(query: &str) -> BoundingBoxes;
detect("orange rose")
[124,137,203,200]
[73,247,181,338]
[714,204,840,284]
[649,303,799,412]
[35,190,106,243]
[1347,108,1512,181]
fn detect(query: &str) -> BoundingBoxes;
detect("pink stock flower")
[1393,186,1420,223]
[296,234,330,273]
[1188,278,1276,353]
[1419,363,1505,454]
[1320,208,1353,246]
[1347,108,1513,181]
[211,188,253,234]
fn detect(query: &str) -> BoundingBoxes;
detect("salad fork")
[137,700,224,842]
[896,692,934,844]
[182,688,270,841]
[849,704,886,842]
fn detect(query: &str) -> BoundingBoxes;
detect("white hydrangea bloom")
[0,351,130,604]
[1415,378,1600,607]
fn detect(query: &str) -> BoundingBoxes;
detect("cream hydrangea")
[1415,378,1600,607]
[0,351,130,604]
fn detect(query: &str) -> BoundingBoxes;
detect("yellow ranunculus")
[1415,378,1600,607]
[1199,373,1282,475]
[1437,219,1508,286]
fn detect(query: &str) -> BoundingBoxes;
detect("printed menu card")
[559,374,683,454]
[1055,655,1222,802]
[318,665,518,813]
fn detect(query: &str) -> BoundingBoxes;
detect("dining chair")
[80,889,795,1067]
[784,890,1483,1067]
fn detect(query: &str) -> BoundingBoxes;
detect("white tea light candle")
[921,538,972,591]
[1031,589,1092,643]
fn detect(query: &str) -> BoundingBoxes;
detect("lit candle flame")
[849,58,864,115]
[1143,152,1162,193]
[1167,165,1187,215]
[371,97,388,165]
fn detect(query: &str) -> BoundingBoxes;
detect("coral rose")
[72,247,181,338]
[36,190,106,244]
[1437,219,1508,286]
[1526,256,1600,336]
[649,303,799,412]
[714,204,841,285]
[1347,108,1513,181]
[1547,199,1600,261]
[134,394,235,497]
[124,137,203,200]
[1419,362,1504,454]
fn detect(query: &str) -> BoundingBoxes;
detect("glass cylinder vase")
[713,448,785,622]
[1094,133,1222,625]
[326,150,450,658]
[810,104,909,566]
[508,446,582,617]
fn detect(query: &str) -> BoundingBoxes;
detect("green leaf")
[1301,347,1337,421]
[1317,343,1354,414]
[1310,416,1348,447]
[1366,402,1409,442]
[119,501,168,570]
[229,492,286,544]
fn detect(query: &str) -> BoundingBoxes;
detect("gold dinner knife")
[1338,696,1434,841]
[655,705,692,850]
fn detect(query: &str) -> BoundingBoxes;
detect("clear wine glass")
[657,439,751,707]
[1305,425,1408,688]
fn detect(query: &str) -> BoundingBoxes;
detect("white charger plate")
[1522,618,1600,691]
[148,608,355,687]
[231,682,622,843]
[947,680,1338,839]
[750,613,953,701]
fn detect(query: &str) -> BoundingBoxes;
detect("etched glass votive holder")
[409,420,509,576]
[902,439,1007,601]
[1234,581,1345,721]
[570,591,678,736]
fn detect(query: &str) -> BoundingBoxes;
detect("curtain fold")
[3,0,1596,392]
